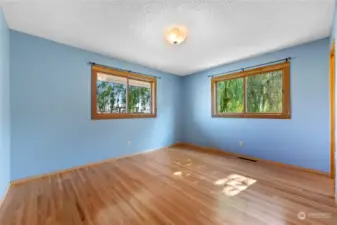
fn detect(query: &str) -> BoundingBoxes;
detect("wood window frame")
[91,65,157,120]
[211,61,291,119]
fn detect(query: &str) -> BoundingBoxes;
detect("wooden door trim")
[330,39,335,185]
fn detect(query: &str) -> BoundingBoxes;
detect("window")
[91,65,156,119]
[211,62,290,119]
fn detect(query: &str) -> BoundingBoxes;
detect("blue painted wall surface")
[9,30,332,180]
[0,9,10,198]
[10,31,183,180]
[181,38,330,172]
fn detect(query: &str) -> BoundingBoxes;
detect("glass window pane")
[246,70,283,113]
[217,78,244,113]
[128,79,151,113]
[96,73,127,114]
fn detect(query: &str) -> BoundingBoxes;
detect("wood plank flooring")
[0,146,336,225]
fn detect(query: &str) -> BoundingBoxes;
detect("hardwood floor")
[0,146,336,225]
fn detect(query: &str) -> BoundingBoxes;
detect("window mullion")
[126,78,129,113]
[243,76,247,114]
[150,82,153,114]
[215,81,218,114]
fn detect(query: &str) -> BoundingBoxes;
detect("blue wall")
[10,31,183,180]
[8,30,332,180]
[181,38,330,173]
[0,9,10,198]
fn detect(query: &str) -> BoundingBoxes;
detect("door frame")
[330,39,335,191]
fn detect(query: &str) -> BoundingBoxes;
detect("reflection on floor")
[215,174,257,197]
[0,146,336,225]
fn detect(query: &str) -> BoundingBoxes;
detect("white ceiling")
[1,0,335,76]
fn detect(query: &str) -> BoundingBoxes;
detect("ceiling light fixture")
[165,25,187,45]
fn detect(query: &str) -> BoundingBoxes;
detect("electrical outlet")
[128,140,132,146]
[239,141,244,147]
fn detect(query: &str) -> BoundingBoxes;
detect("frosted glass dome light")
[165,26,187,45]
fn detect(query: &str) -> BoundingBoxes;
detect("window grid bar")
[150,82,153,114]
[243,77,246,114]
[126,78,129,113]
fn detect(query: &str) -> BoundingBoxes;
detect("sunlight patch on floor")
[215,174,256,197]
[175,158,193,166]
[173,171,183,176]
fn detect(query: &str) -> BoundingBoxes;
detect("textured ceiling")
[2,0,335,75]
